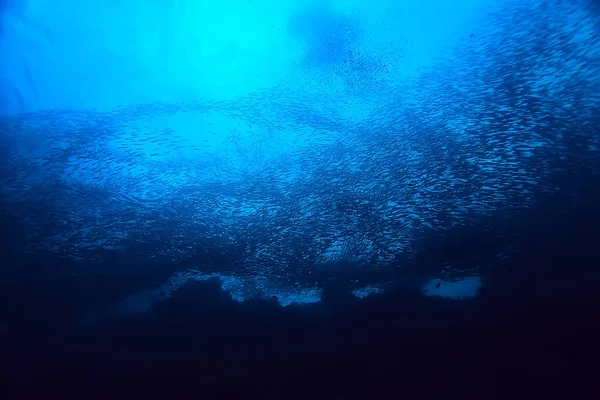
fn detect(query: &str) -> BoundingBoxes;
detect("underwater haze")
[1,0,600,391]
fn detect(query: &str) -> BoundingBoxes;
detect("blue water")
[1,0,599,395]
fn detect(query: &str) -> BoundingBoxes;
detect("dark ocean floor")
[2,275,599,397]
[1,210,599,398]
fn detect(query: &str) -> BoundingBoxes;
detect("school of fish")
[0,0,598,298]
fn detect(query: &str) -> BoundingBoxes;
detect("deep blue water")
[1,0,599,396]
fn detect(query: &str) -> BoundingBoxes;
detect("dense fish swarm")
[0,0,599,298]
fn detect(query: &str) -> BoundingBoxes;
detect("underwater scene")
[1,0,599,396]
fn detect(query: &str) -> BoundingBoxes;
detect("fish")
[0,0,598,304]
